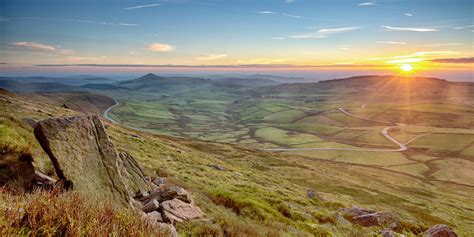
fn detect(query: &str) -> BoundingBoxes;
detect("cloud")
[196,54,228,61]
[271,37,285,40]
[290,34,327,39]
[258,11,277,14]
[124,4,161,10]
[381,26,438,32]
[12,42,55,51]
[72,19,138,26]
[11,41,76,54]
[424,43,463,47]
[430,57,474,63]
[404,13,412,16]
[282,13,310,20]
[318,27,360,34]
[290,26,359,39]
[0,16,8,22]
[358,2,375,6]
[119,23,139,26]
[285,0,295,3]
[147,43,175,52]
[453,24,474,30]
[376,41,406,45]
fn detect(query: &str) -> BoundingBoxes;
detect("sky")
[0,0,473,80]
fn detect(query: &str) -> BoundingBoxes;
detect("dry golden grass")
[0,187,165,237]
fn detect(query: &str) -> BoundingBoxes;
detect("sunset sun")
[400,64,414,73]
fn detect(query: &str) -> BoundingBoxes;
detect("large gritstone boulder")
[34,115,150,205]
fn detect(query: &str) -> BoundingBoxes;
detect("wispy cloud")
[381,26,438,32]
[404,13,412,17]
[11,42,75,54]
[358,1,376,6]
[318,27,360,34]
[258,11,309,20]
[196,54,228,61]
[72,19,139,26]
[453,24,474,30]
[147,43,175,52]
[119,23,139,26]
[291,26,360,39]
[271,37,285,40]
[0,16,8,22]
[424,43,463,47]
[258,11,277,14]
[430,57,474,63]
[285,0,296,3]
[376,41,406,45]
[282,13,309,20]
[124,4,161,10]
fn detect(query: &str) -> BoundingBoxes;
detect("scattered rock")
[339,206,376,219]
[142,199,160,213]
[140,186,193,204]
[153,177,166,186]
[147,211,164,222]
[209,164,225,171]
[424,224,457,237]
[380,228,395,237]
[307,190,316,198]
[131,134,140,139]
[352,213,380,227]
[161,198,204,224]
[134,190,149,199]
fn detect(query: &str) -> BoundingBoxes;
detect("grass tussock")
[0,187,164,237]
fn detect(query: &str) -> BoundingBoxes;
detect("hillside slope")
[1,89,472,236]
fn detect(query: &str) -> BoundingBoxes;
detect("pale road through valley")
[103,100,412,153]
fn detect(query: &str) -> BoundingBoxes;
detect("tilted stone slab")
[34,115,148,206]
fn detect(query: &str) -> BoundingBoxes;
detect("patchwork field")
[105,77,474,189]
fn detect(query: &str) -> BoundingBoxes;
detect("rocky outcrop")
[339,207,399,228]
[136,185,204,227]
[34,115,149,205]
[33,114,204,235]
[424,224,457,237]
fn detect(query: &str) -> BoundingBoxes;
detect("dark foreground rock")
[424,224,457,237]
[34,115,149,205]
[339,206,399,228]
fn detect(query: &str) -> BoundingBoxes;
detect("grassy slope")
[1,91,473,236]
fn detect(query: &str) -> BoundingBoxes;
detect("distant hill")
[0,76,116,86]
[257,75,471,96]
[211,78,280,87]
[0,80,82,92]
[117,73,213,92]
[80,83,127,90]
[21,92,116,114]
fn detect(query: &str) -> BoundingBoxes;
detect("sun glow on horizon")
[400,64,414,72]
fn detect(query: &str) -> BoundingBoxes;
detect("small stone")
[142,199,160,213]
[153,177,166,186]
[380,228,395,237]
[209,164,225,171]
[424,224,457,237]
[134,191,149,199]
[147,211,164,222]
[307,190,316,199]
[352,213,380,227]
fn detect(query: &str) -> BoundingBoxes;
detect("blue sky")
[0,0,473,80]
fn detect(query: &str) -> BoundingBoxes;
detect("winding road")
[262,107,409,152]
[103,99,410,153]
